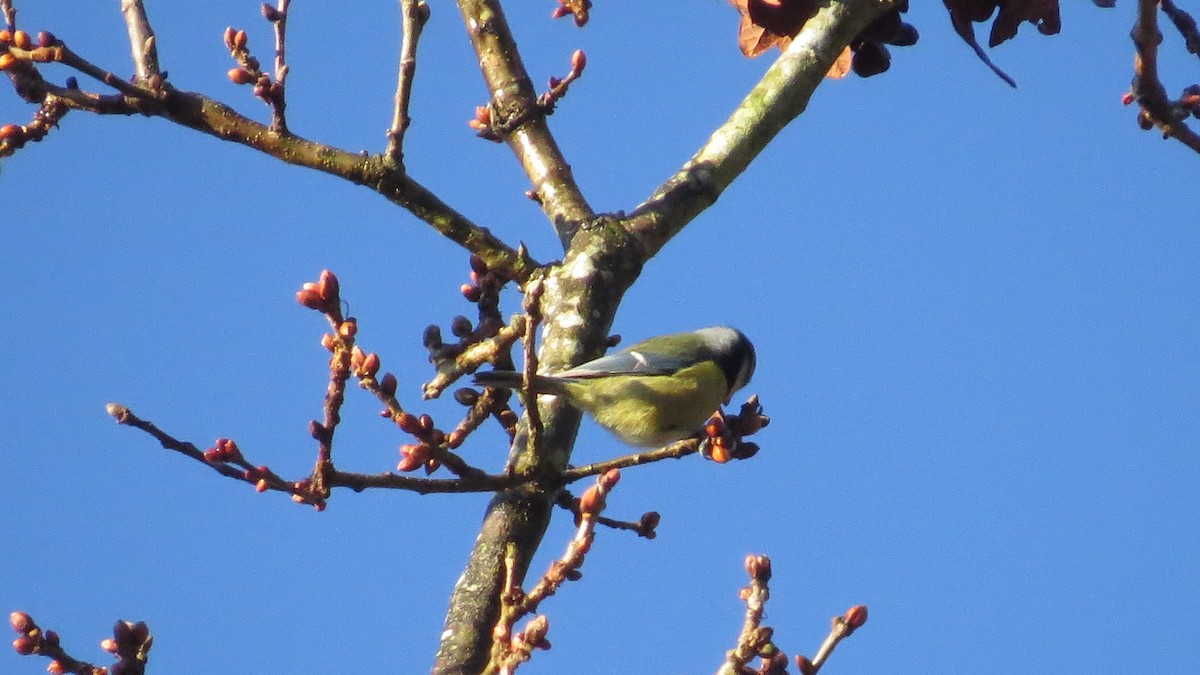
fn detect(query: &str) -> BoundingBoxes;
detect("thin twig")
[54,45,157,100]
[485,471,619,674]
[107,402,529,497]
[6,35,537,278]
[559,438,702,483]
[386,0,430,164]
[1162,0,1200,59]
[521,277,545,451]
[2,0,15,31]
[554,491,659,538]
[806,606,868,673]
[120,0,160,81]
[268,0,290,133]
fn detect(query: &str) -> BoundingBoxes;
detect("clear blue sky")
[4,3,1198,674]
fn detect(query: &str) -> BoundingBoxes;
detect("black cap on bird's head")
[696,326,756,401]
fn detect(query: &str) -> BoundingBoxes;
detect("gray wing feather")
[554,349,684,379]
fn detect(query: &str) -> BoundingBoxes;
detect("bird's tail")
[473,370,565,395]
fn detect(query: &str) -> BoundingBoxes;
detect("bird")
[473,326,756,447]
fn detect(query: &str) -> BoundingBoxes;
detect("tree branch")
[120,0,160,81]
[454,0,593,246]
[627,0,898,256]
[386,0,429,165]
[1131,0,1200,153]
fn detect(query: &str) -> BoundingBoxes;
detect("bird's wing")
[554,348,685,379]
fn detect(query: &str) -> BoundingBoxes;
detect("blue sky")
[4,2,1199,674]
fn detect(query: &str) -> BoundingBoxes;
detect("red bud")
[598,468,620,490]
[9,611,33,633]
[362,353,380,378]
[379,373,398,397]
[317,270,339,302]
[843,604,868,631]
[227,68,255,85]
[12,635,35,655]
[296,285,324,310]
[578,485,605,515]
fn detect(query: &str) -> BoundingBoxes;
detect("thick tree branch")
[432,5,878,669]
[455,0,594,246]
[627,0,898,255]
[434,222,645,674]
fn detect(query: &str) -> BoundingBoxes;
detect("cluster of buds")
[223,26,282,106]
[1127,84,1200,132]
[467,104,497,140]
[450,387,519,447]
[242,464,276,492]
[551,0,592,26]
[395,411,447,473]
[423,255,510,369]
[10,611,56,659]
[296,270,341,315]
[703,396,770,464]
[462,254,507,317]
[203,438,243,464]
[288,477,326,511]
[537,49,587,112]
[349,345,381,380]
[99,620,153,674]
[0,29,59,91]
[509,614,552,662]
[744,554,772,584]
[13,613,154,675]
[0,28,57,57]
[0,98,66,156]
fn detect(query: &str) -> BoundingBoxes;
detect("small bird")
[473,326,756,447]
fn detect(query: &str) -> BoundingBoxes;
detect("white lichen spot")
[565,252,595,280]
[555,311,584,329]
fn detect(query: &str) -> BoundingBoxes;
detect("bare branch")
[485,470,620,674]
[120,0,160,81]
[1131,0,1200,153]
[627,0,899,256]
[266,0,290,132]
[454,0,593,245]
[805,605,869,674]
[386,0,430,165]
[1162,0,1200,60]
